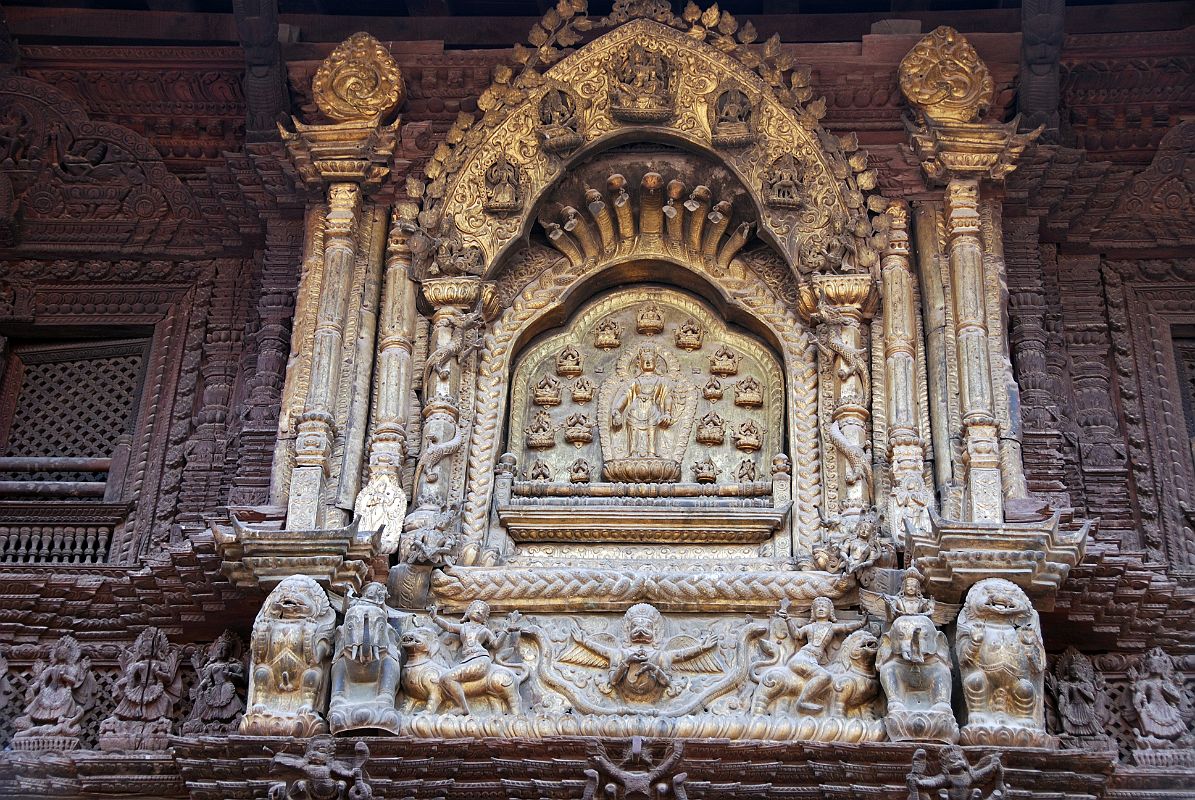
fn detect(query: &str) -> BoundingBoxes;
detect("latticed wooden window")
[0,338,147,493]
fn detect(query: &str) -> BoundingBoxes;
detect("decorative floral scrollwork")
[898,26,993,125]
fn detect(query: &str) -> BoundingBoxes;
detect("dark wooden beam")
[1018,0,1064,141]
[6,2,1193,46]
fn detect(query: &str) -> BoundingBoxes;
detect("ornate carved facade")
[0,1,1192,797]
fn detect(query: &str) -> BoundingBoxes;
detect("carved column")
[278,33,403,532]
[901,26,1039,524]
[800,273,878,519]
[881,202,932,538]
[355,209,421,551]
[401,275,492,567]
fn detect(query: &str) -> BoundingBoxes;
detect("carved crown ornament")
[403,1,889,278]
[280,32,404,189]
[899,26,1041,183]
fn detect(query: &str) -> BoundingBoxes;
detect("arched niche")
[417,16,880,280]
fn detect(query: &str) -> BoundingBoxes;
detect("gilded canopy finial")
[898,26,993,125]
[313,32,405,123]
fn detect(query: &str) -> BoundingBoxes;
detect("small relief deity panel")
[692,455,720,483]
[764,154,804,209]
[610,43,675,123]
[484,155,522,214]
[506,288,784,491]
[710,87,756,148]
[537,86,583,154]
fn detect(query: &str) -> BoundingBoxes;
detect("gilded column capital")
[899,27,1040,184]
[281,32,404,189]
[797,273,879,323]
[421,275,499,320]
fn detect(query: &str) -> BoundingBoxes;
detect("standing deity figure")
[99,626,184,751]
[906,746,1006,800]
[600,345,694,483]
[12,635,95,751]
[242,575,337,736]
[862,570,959,742]
[751,597,865,715]
[955,578,1050,747]
[425,600,525,715]
[329,582,403,734]
[612,345,674,459]
[1046,646,1112,750]
[1129,647,1190,748]
[267,737,374,800]
[183,631,247,735]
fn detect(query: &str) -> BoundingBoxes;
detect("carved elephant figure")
[399,626,524,715]
[878,613,952,714]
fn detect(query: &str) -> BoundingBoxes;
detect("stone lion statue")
[955,578,1047,743]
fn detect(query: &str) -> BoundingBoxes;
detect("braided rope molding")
[431,565,854,612]
[457,252,822,563]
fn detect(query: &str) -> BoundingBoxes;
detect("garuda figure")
[182,630,247,735]
[559,603,722,705]
[906,746,1005,800]
[583,737,688,800]
[12,635,94,751]
[955,578,1049,746]
[242,575,336,736]
[99,626,184,751]
[329,582,402,734]
[268,737,373,800]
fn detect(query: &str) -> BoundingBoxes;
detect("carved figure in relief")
[955,578,1047,744]
[691,455,720,483]
[484,155,522,213]
[564,413,595,446]
[329,582,402,734]
[703,377,723,401]
[602,344,697,480]
[571,458,593,483]
[674,319,703,350]
[525,409,557,450]
[1129,647,1190,745]
[734,420,762,452]
[99,626,184,750]
[583,738,688,800]
[709,344,740,375]
[829,418,873,494]
[402,496,459,566]
[611,43,674,121]
[736,458,757,482]
[764,154,804,209]
[573,377,596,403]
[534,375,562,406]
[13,635,94,750]
[537,87,582,154]
[182,631,247,735]
[906,746,1006,800]
[695,411,725,445]
[751,597,867,715]
[1046,646,1110,740]
[636,302,664,335]
[267,737,373,800]
[557,344,584,376]
[424,601,525,714]
[814,303,870,400]
[595,318,623,349]
[528,459,552,481]
[861,570,958,742]
[734,375,763,407]
[712,88,754,147]
[559,603,722,704]
[242,575,336,736]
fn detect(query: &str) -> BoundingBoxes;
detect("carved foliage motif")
[898,26,994,125]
